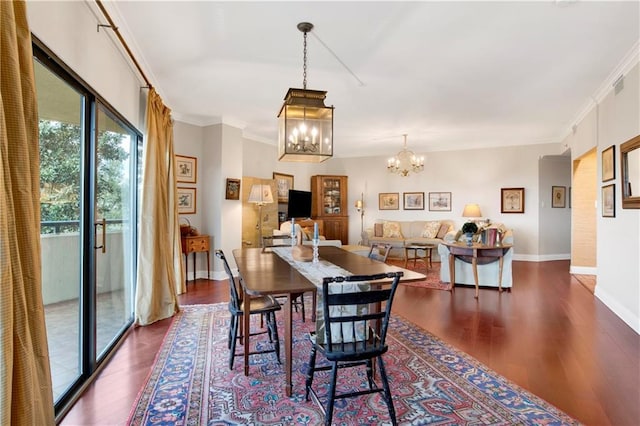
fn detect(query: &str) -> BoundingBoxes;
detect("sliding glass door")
[34,42,140,412]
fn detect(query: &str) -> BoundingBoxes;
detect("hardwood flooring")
[60,260,639,425]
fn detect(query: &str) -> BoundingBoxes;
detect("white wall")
[28,1,143,129]
[595,63,640,332]
[324,144,565,259]
[538,155,572,258]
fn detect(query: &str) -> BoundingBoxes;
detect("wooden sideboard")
[181,234,210,285]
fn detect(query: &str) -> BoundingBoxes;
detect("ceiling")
[102,1,639,158]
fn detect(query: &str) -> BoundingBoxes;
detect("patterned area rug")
[385,258,451,290]
[128,304,579,425]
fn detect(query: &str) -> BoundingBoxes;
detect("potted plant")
[461,222,478,246]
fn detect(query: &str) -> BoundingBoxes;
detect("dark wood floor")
[60,260,639,425]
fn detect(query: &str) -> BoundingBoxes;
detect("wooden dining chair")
[215,250,281,369]
[368,242,392,262]
[305,271,403,426]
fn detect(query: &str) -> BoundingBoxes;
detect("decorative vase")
[464,232,474,246]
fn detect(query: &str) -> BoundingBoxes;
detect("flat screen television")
[287,189,312,219]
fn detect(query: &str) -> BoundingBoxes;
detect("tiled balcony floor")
[44,290,129,400]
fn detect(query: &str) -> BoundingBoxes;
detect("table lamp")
[462,203,482,222]
[248,184,274,248]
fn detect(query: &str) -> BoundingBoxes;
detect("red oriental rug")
[128,304,579,425]
[385,258,451,290]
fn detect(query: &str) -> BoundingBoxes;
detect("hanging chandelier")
[387,134,425,177]
[278,22,334,163]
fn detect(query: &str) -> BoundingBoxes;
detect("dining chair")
[215,249,281,369]
[305,271,403,426]
[368,242,392,262]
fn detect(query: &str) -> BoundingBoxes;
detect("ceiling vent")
[614,75,624,95]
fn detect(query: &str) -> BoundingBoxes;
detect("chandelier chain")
[302,30,308,89]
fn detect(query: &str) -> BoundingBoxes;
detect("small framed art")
[378,193,399,210]
[177,187,196,214]
[273,172,294,203]
[176,155,197,183]
[428,192,452,211]
[403,192,425,210]
[552,186,566,208]
[225,178,240,200]
[602,184,615,217]
[501,187,525,213]
[602,145,615,182]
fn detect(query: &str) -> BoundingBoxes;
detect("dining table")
[232,245,426,397]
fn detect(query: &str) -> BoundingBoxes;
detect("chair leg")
[325,362,339,426]
[229,314,239,370]
[268,311,281,364]
[305,344,317,401]
[377,356,397,426]
[228,314,235,349]
[365,358,376,389]
[300,293,306,322]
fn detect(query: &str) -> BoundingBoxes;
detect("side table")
[442,241,513,298]
[404,244,435,269]
[181,234,210,285]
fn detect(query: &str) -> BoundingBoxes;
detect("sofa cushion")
[374,223,383,237]
[382,221,403,238]
[436,223,449,239]
[420,221,441,238]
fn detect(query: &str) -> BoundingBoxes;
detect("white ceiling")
[103,1,639,158]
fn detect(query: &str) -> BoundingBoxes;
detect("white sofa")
[438,225,514,289]
[363,219,455,260]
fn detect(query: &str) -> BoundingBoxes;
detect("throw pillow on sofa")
[436,223,450,239]
[420,221,441,238]
[382,221,403,238]
[374,223,384,237]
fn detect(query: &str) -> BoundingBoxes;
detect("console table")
[181,235,210,285]
[442,241,513,298]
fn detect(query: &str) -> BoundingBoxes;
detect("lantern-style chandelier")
[387,134,425,177]
[278,22,334,163]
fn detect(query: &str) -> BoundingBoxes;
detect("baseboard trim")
[595,286,640,334]
[513,253,571,262]
[570,266,597,275]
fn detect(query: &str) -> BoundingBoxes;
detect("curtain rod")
[95,0,152,89]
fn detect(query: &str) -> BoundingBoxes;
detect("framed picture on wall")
[176,155,197,183]
[552,186,566,208]
[403,192,425,210]
[602,184,615,217]
[225,178,240,200]
[378,193,399,210]
[602,145,615,182]
[272,172,294,203]
[428,192,452,211]
[501,187,525,213]
[177,187,196,214]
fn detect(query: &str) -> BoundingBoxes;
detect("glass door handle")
[94,218,106,253]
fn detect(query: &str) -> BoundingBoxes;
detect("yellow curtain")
[135,88,184,325]
[0,1,55,424]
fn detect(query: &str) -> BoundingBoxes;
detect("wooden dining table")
[232,245,426,396]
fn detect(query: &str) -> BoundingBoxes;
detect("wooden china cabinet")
[311,175,348,244]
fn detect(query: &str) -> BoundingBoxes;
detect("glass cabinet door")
[322,177,342,215]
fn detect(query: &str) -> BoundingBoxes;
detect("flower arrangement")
[461,222,478,235]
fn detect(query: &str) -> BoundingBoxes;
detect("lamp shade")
[462,203,482,218]
[248,184,274,205]
[355,199,363,210]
